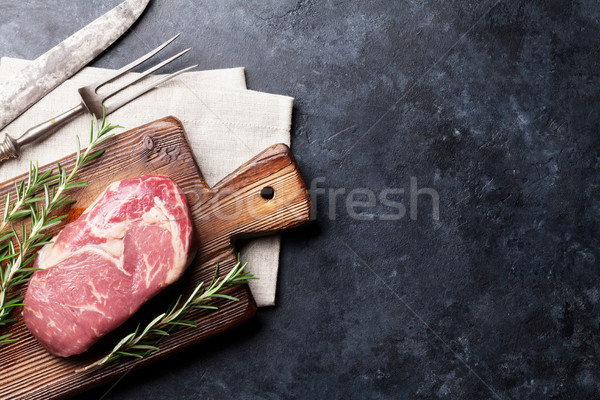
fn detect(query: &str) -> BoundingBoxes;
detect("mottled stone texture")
[1,0,599,399]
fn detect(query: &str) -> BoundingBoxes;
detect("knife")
[0,0,151,133]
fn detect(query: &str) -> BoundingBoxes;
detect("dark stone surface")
[1,0,599,398]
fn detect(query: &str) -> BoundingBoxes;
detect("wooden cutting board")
[0,116,311,399]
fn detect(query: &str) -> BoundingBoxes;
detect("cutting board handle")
[193,143,311,250]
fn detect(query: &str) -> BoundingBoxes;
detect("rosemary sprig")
[0,114,121,342]
[0,162,54,243]
[87,259,254,367]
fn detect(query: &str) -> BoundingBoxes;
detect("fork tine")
[100,47,192,100]
[104,64,198,114]
[91,33,181,91]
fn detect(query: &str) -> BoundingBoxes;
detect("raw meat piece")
[23,175,193,357]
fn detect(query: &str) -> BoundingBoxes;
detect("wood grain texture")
[0,117,311,399]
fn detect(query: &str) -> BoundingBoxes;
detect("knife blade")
[0,0,151,133]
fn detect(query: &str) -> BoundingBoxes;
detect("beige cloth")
[0,57,294,307]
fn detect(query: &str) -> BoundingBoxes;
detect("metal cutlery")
[0,0,151,133]
[0,34,198,163]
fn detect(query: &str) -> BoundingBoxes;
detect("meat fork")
[0,34,197,163]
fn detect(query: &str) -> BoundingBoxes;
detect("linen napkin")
[0,57,294,307]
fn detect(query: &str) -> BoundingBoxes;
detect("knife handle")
[0,104,85,164]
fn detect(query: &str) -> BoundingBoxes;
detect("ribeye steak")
[23,175,193,357]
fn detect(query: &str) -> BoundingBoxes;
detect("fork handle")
[16,104,85,148]
[0,103,85,164]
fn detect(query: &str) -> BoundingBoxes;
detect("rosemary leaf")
[0,333,18,345]
[84,259,255,368]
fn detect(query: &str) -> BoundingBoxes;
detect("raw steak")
[23,175,193,357]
